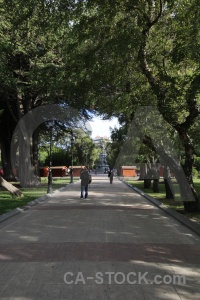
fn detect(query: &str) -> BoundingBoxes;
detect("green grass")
[0,177,78,215]
[126,178,200,223]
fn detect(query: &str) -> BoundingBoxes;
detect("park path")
[0,174,200,300]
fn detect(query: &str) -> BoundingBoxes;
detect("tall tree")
[0,0,78,186]
[69,0,200,211]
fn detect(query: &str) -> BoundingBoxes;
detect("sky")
[89,116,119,139]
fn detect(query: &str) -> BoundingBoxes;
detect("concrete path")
[0,175,200,300]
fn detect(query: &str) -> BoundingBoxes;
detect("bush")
[194,156,200,171]
[192,168,199,178]
[44,148,67,166]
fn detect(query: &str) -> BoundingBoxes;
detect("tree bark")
[0,176,23,197]
[139,163,146,180]
[17,128,40,187]
[163,165,174,199]
[152,179,159,193]
[0,106,17,181]
[144,163,152,189]
[1,140,16,181]
[151,163,160,193]
[175,128,200,211]
[144,178,151,189]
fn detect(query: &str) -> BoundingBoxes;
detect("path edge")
[121,178,200,237]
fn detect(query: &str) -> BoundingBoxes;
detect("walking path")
[0,175,200,299]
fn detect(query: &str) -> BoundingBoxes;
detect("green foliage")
[0,0,200,198]
[44,147,67,166]
[194,157,200,172]
[192,167,199,178]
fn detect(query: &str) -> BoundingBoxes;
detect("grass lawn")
[126,178,200,223]
[0,177,78,216]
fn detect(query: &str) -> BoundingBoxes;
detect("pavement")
[0,174,200,300]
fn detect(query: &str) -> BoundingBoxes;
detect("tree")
[0,0,87,187]
[69,0,200,211]
[136,0,200,210]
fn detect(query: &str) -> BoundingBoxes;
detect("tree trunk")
[144,179,151,189]
[152,163,160,193]
[17,128,40,187]
[1,140,16,181]
[139,163,146,180]
[0,176,23,197]
[163,165,174,199]
[163,157,199,210]
[137,1,200,212]
[153,179,159,193]
[182,162,200,211]
[177,130,200,211]
[0,107,17,181]
[10,113,41,188]
[144,163,152,189]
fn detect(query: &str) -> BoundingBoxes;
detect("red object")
[120,166,137,177]
[39,166,67,177]
[69,166,84,177]
[52,166,67,177]
[39,167,49,177]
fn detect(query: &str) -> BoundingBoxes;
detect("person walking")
[108,169,114,184]
[110,170,114,184]
[80,166,90,198]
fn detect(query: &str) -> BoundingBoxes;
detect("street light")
[47,121,54,194]
[70,134,75,183]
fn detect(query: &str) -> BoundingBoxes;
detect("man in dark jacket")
[109,169,114,184]
[80,166,90,198]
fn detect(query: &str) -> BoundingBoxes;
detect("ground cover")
[126,178,200,223]
[0,177,76,215]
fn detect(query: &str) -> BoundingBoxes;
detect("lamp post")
[47,121,54,194]
[70,135,75,183]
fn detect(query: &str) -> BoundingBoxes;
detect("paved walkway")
[0,175,200,300]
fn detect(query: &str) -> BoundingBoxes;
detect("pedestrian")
[109,169,114,184]
[80,166,90,198]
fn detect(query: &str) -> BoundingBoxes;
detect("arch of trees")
[0,0,200,211]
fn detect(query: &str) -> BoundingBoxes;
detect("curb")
[122,179,200,237]
[0,183,71,224]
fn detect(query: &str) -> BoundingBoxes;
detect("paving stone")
[108,285,145,300]
[37,283,74,300]
[141,285,184,300]
[0,175,200,300]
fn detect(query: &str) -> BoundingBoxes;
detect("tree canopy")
[0,0,200,210]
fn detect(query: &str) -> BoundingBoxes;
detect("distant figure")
[80,166,90,198]
[110,170,114,184]
[108,169,114,184]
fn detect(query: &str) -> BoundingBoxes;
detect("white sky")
[89,116,119,139]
